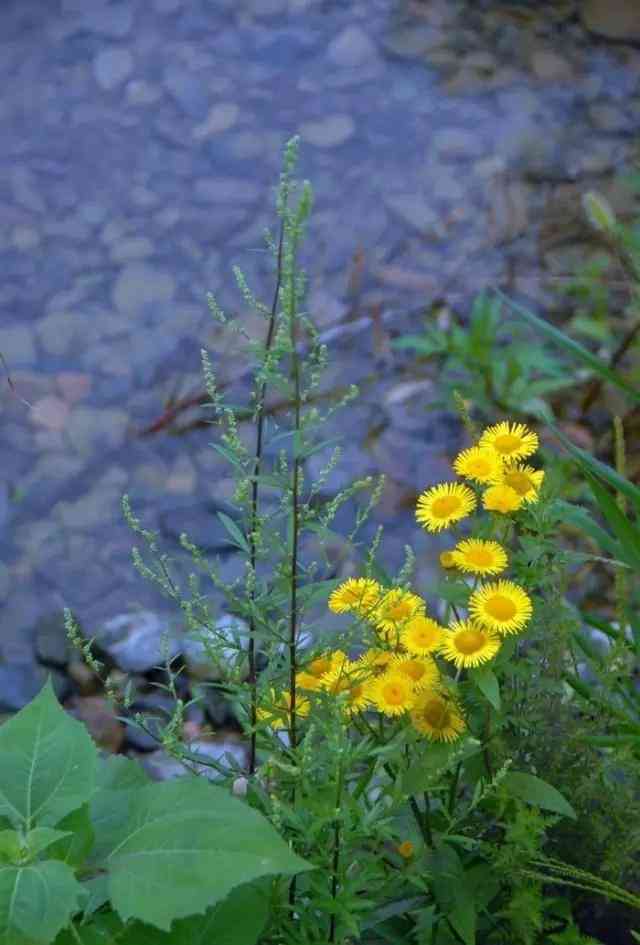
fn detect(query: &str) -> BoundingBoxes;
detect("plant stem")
[328,756,345,943]
[482,704,493,780]
[247,222,284,776]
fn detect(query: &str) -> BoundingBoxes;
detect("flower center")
[422,698,450,729]
[493,433,522,454]
[485,594,517,621]
[504,470,533,496]
[383,682,405,705]
[431,495,461,518]
[467,548,493,566]
[470,458,492,475]
[386,602,412,621]
[400,661,427,682]
[309,657,331,677]
[454,629,485,654]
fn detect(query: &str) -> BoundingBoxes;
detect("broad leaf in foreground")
[95,777,311,930]
[0,859,83,944]
[503,771,576,820]
[0,681,97,830]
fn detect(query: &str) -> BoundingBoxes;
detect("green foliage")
[0,682,309,944]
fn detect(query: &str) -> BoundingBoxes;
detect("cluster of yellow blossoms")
[258,422,540,744]
[416,421,543,529]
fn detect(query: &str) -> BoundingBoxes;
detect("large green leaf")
[93,777,310,930]
[118,882,270,944]
[469,667,500,710]
[47,806,94,868]
[503,772,576,820]
[0,680,97,830]
[0,860,83,944]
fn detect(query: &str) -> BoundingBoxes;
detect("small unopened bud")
[232,776,248,797]
[439,550,456,569]
[397,840,414,860]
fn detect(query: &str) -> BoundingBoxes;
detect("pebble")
[183,615,250,679]
[0,664,68,712]
[89,610,181,674]
[531,49,573,81]
[582,0,640,42]
[30,396,70,433]
[112,263,176,314]
[81,5,134,38]
[300,115,355,148]
[64,406,129,454]
[109,237,155,263]
[327,25,377,67]
[2,325,36,366]
[163,66,210,119]
[125,79,163,106]
[93,48,134,90]
[70,696,124,753]
[193,103,240,139]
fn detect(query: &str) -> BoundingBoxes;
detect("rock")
[300,115,355,148]
[164,67,209,119]
[383,193,441,235]
[588,103,630,132]
[1,325,35,366]
[109,237,155,263]
[67,660,100,696]
[112,263,175,314]
[65,406,129,454]
[93,48,134,90]
[193,103,239,139]
[12,225,40,251]
[382,25,440,58]
[581,0,640,42]
[194,177,261,204]
[30,396,70,433]
[183,614,249,679]
[141,738,247,781]
[0,664,68,712]
[34,612,75,668]
[81,5,134,38]
[327,26,377,67]
[55,372,92,404]
[154,0,182,11]
[531,49,573,81]
[126,79,163,106]
[90,611,181,673]
[36,312,82,357]
[70,696,124,753]
[433,128,485,159]
[159,500,243,553]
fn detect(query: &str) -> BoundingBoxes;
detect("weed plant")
[57,139,636,943]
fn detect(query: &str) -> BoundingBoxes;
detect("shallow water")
[1,0,639,687]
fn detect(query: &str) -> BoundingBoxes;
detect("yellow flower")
[307,653,335,677]
[374,589,425,634]
[453,446,503,484]
[358,649,394,676]
[391,655,439,690]
[482,484,523,514]
[321,662,357,696]
[469,580,532,635]
[257,689,310,728]
[479,422,538,461]
[411,690,466,742]
[496,463,544,505]
[451,538,508,576]
[439,550,456,569]
[401,616,444,656]
[371,672,416,716]
[328,578,382,615]
[439,620,502,668]
[296,671,324,692]
[397,840,415,859]
[416,483,476,533]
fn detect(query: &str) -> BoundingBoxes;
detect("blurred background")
[1,0,639,750]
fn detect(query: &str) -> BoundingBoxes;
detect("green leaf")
[584,474,640,570]
[117,882,270,945]
[503,772,576,819]
[469,667,500,710]
[0,679,97,830]
[95,756,150,792]
[47,806,94,868]
[25,828,73,861]
[217,512,250,554]
[54,912,123,945]
[547,423,640,514]
[0,859,84,944]
[554,501,621,558]
[93,778,311,931]
[497,290,640,406]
